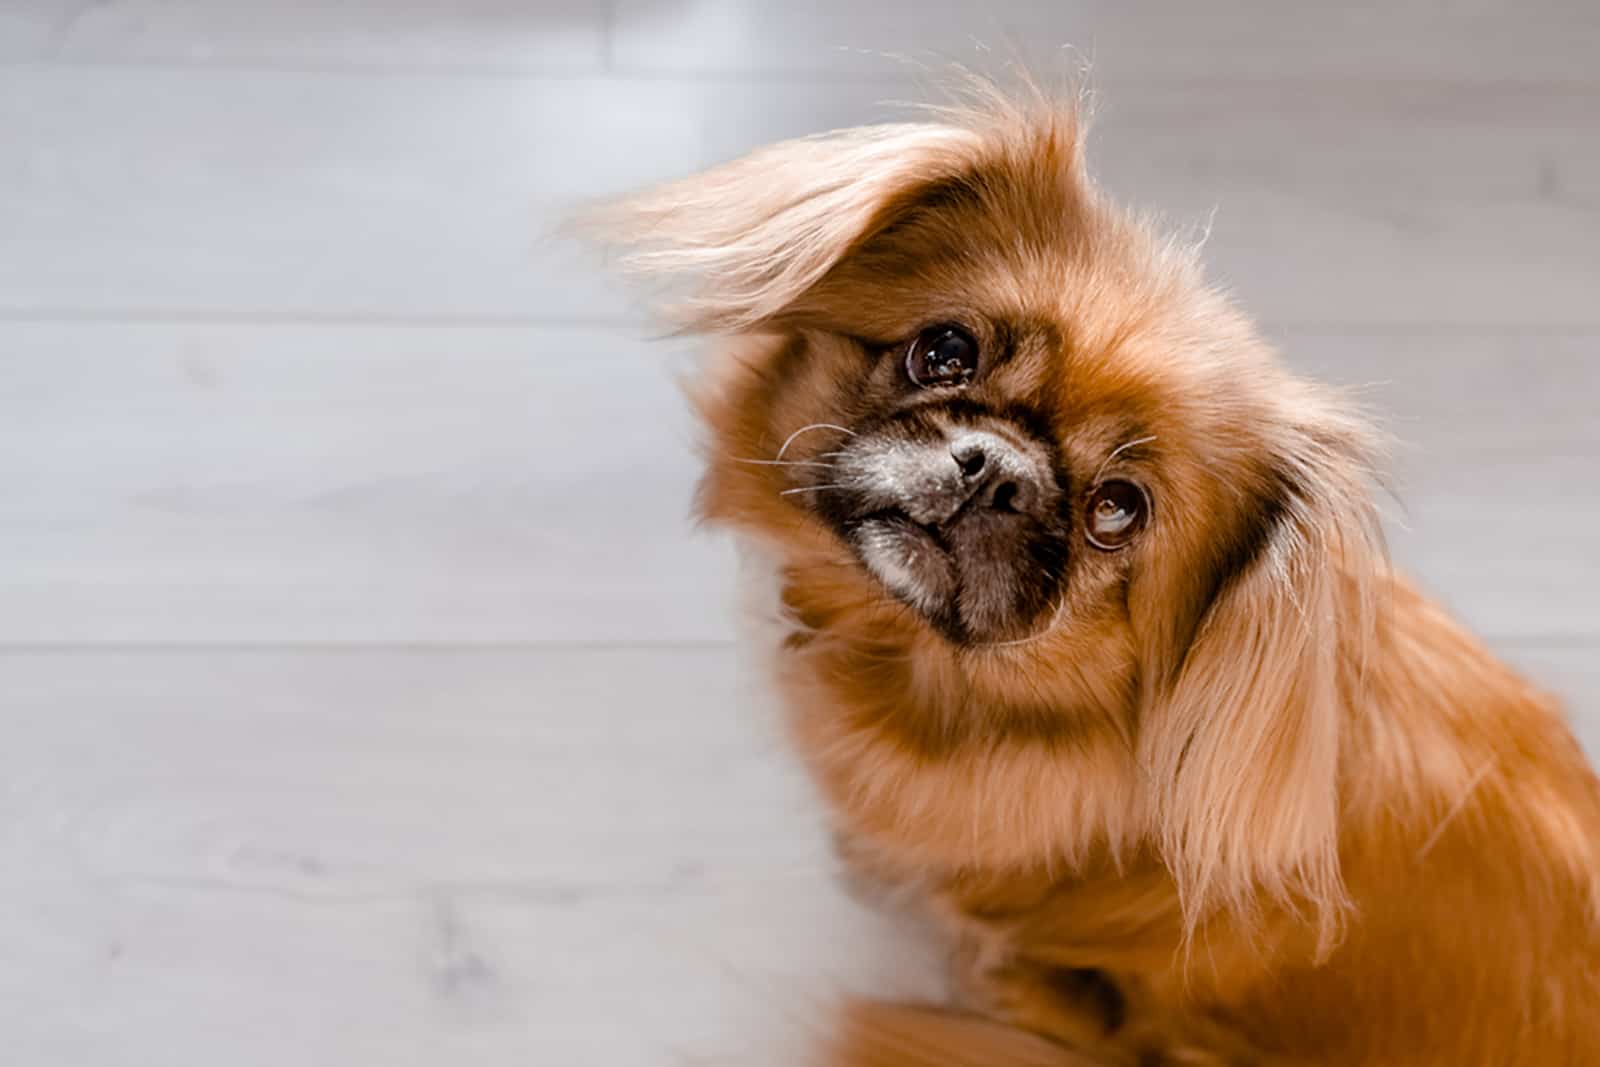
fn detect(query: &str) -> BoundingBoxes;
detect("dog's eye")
[905,324,978,388]
[1086,480,1149,550]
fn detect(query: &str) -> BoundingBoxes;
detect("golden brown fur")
[589,83,1600,1065]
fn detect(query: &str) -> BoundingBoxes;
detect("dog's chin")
[851,513,1064,645]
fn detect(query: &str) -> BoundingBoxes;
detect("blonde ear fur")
[582,123,983,332]
[1137,398,1385,952]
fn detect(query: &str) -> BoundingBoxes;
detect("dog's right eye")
[905,325,979,388]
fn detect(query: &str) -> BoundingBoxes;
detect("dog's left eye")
[1086,480,1149,550]
[905,325,979,388]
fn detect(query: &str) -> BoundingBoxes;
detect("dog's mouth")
[805,417,1070,644]
[851,510,957,615]
[848,506,1068,644]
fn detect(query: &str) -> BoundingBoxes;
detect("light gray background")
[2,2,1597,1064]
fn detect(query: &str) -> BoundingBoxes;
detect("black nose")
[948,433,1039,517]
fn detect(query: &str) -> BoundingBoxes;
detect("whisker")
[730,456,832,469]
[779,484,848,496]
[1092,434,1158,486]
[775,423,856,460]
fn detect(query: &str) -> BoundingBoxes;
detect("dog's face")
[782,317,1110,646]
[606,111,1364,658]
[720,280,1274,657]
[598,95,1375,690]
[749,308,1174,648]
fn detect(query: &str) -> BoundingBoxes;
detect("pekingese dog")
[591,84,1600,1065]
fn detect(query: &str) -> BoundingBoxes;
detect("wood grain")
[1,647,945,1067]
[0,321,728,643]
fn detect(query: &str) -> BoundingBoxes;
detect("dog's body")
[811,574,1600,1065]
[593,86,1600,1064]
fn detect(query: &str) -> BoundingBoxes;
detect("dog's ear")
[580,123,983,332]
[1133,388,1384,951]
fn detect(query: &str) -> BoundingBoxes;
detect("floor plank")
[611,0,1600,84]
[1,647,943,1067]
[0,321,728,643]
[2,323,1595,644]
[11,1,1600,88]
[0,0,608,71]
[1,70,1596,327]
[0,69,703,322]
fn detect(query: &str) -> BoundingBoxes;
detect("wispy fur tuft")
[581,75,1091,333]
[581,124,982,332]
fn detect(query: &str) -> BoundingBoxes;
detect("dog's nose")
[942,431,1041,520]
[833,425,1054,528]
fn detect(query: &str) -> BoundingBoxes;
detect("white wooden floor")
[2,3,1597,1064]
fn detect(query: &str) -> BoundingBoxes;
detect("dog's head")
[592,88,1384,932]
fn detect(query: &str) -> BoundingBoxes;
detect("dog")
[589,83,1600,1065]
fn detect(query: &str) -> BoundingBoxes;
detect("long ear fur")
[580,123,983,332]
[1136,387,1385,952]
